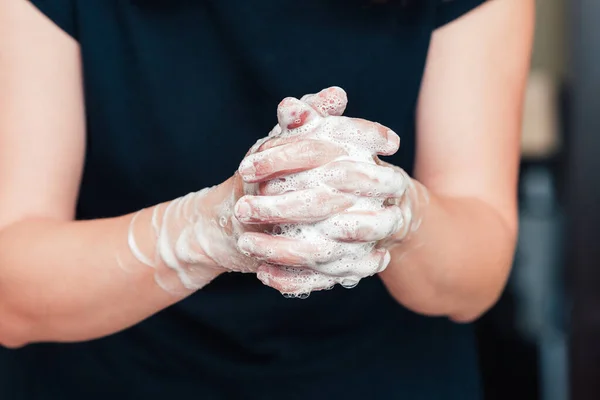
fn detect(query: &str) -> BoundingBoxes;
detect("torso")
[1,1,482,398]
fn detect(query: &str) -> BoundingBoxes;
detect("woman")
[0,0,533,398]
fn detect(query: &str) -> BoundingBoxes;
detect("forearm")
[0,205,215,347]
[380,182,517,322]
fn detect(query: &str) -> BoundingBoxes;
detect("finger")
[277,97,321,131]
[259,161,407,197]
[268,123,282,137]
[316,117,399,156]
[234,187,355,224]
[237,232,338,267]
[322,206,404,242]
[257,117,400,155]
[258,163,343,195]
[300,86,348,117]
[349,119,400,156]
[257,265,336,295]
[256,125,325,152]
[254,97,324,153]
[323,161,408,197]
[255,134,302,152]
[238,140,346,183]
[315,248,391,277]
[383,189,417,243]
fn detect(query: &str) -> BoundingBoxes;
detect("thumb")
[277,97,321,132]
[301,86,348,117]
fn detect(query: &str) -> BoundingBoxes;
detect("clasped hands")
[129,86,425,297]
[231,87,424,296]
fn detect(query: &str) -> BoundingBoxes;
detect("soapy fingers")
[236,187,407,243]
[238,140,346,183]
[254,117,399,156]
[254,248,390,296]
[322,207,406,242]
[241,232,390,276]
[235,86,410,296]
[238,87,400,190]
[239,127,400,186]
[235,187,355,224]
[250,89,399,154]
[259,161,409,197]
[238,233,338,267]
[300,86,348,117]
[256,265,337,295]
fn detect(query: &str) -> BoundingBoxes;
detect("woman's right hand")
[124,98,351,296]
[125,87,396,297]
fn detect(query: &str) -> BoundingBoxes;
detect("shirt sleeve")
[28,0,78,39]
[435,0,488,29]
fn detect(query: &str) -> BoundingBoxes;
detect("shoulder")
[27,0,127,41]
[27,0,79,38]
[433,0,489,29]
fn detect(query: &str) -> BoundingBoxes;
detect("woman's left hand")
[234,87,428,295]
[241,160,425,295]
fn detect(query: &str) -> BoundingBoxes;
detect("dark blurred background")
[475,1,600,399]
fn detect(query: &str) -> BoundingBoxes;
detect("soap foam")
[249,89,399,296]
[125,87,403,297]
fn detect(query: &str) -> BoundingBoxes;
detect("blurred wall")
[521,0,567,160]
[531,0,566,78]
[478,2,569,400]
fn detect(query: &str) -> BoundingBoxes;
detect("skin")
[397,0,534,322]
[234,92,405,289]
[239,0,534,323]
[0,0,533,347]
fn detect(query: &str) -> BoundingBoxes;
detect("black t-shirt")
[1,0,486,398]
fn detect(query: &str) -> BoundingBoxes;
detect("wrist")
[191,176,260,273]
[378,176,430,252]
[123,189,230,295]
[396,177,430,241]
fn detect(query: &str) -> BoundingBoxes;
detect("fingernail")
[379,250,391,272]
[256,269,271,285]
[277,98,313,130]
[234,200,253,222]
[386,130,400,150]
[238,159,257,180]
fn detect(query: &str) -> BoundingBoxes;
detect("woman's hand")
[239,163,425,296]
[122,92,355,295]
[125,86,420,298]
[234,87,428,296]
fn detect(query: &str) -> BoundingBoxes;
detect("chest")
[76,0,434,215]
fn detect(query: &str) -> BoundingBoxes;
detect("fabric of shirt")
[1,0,487,398]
